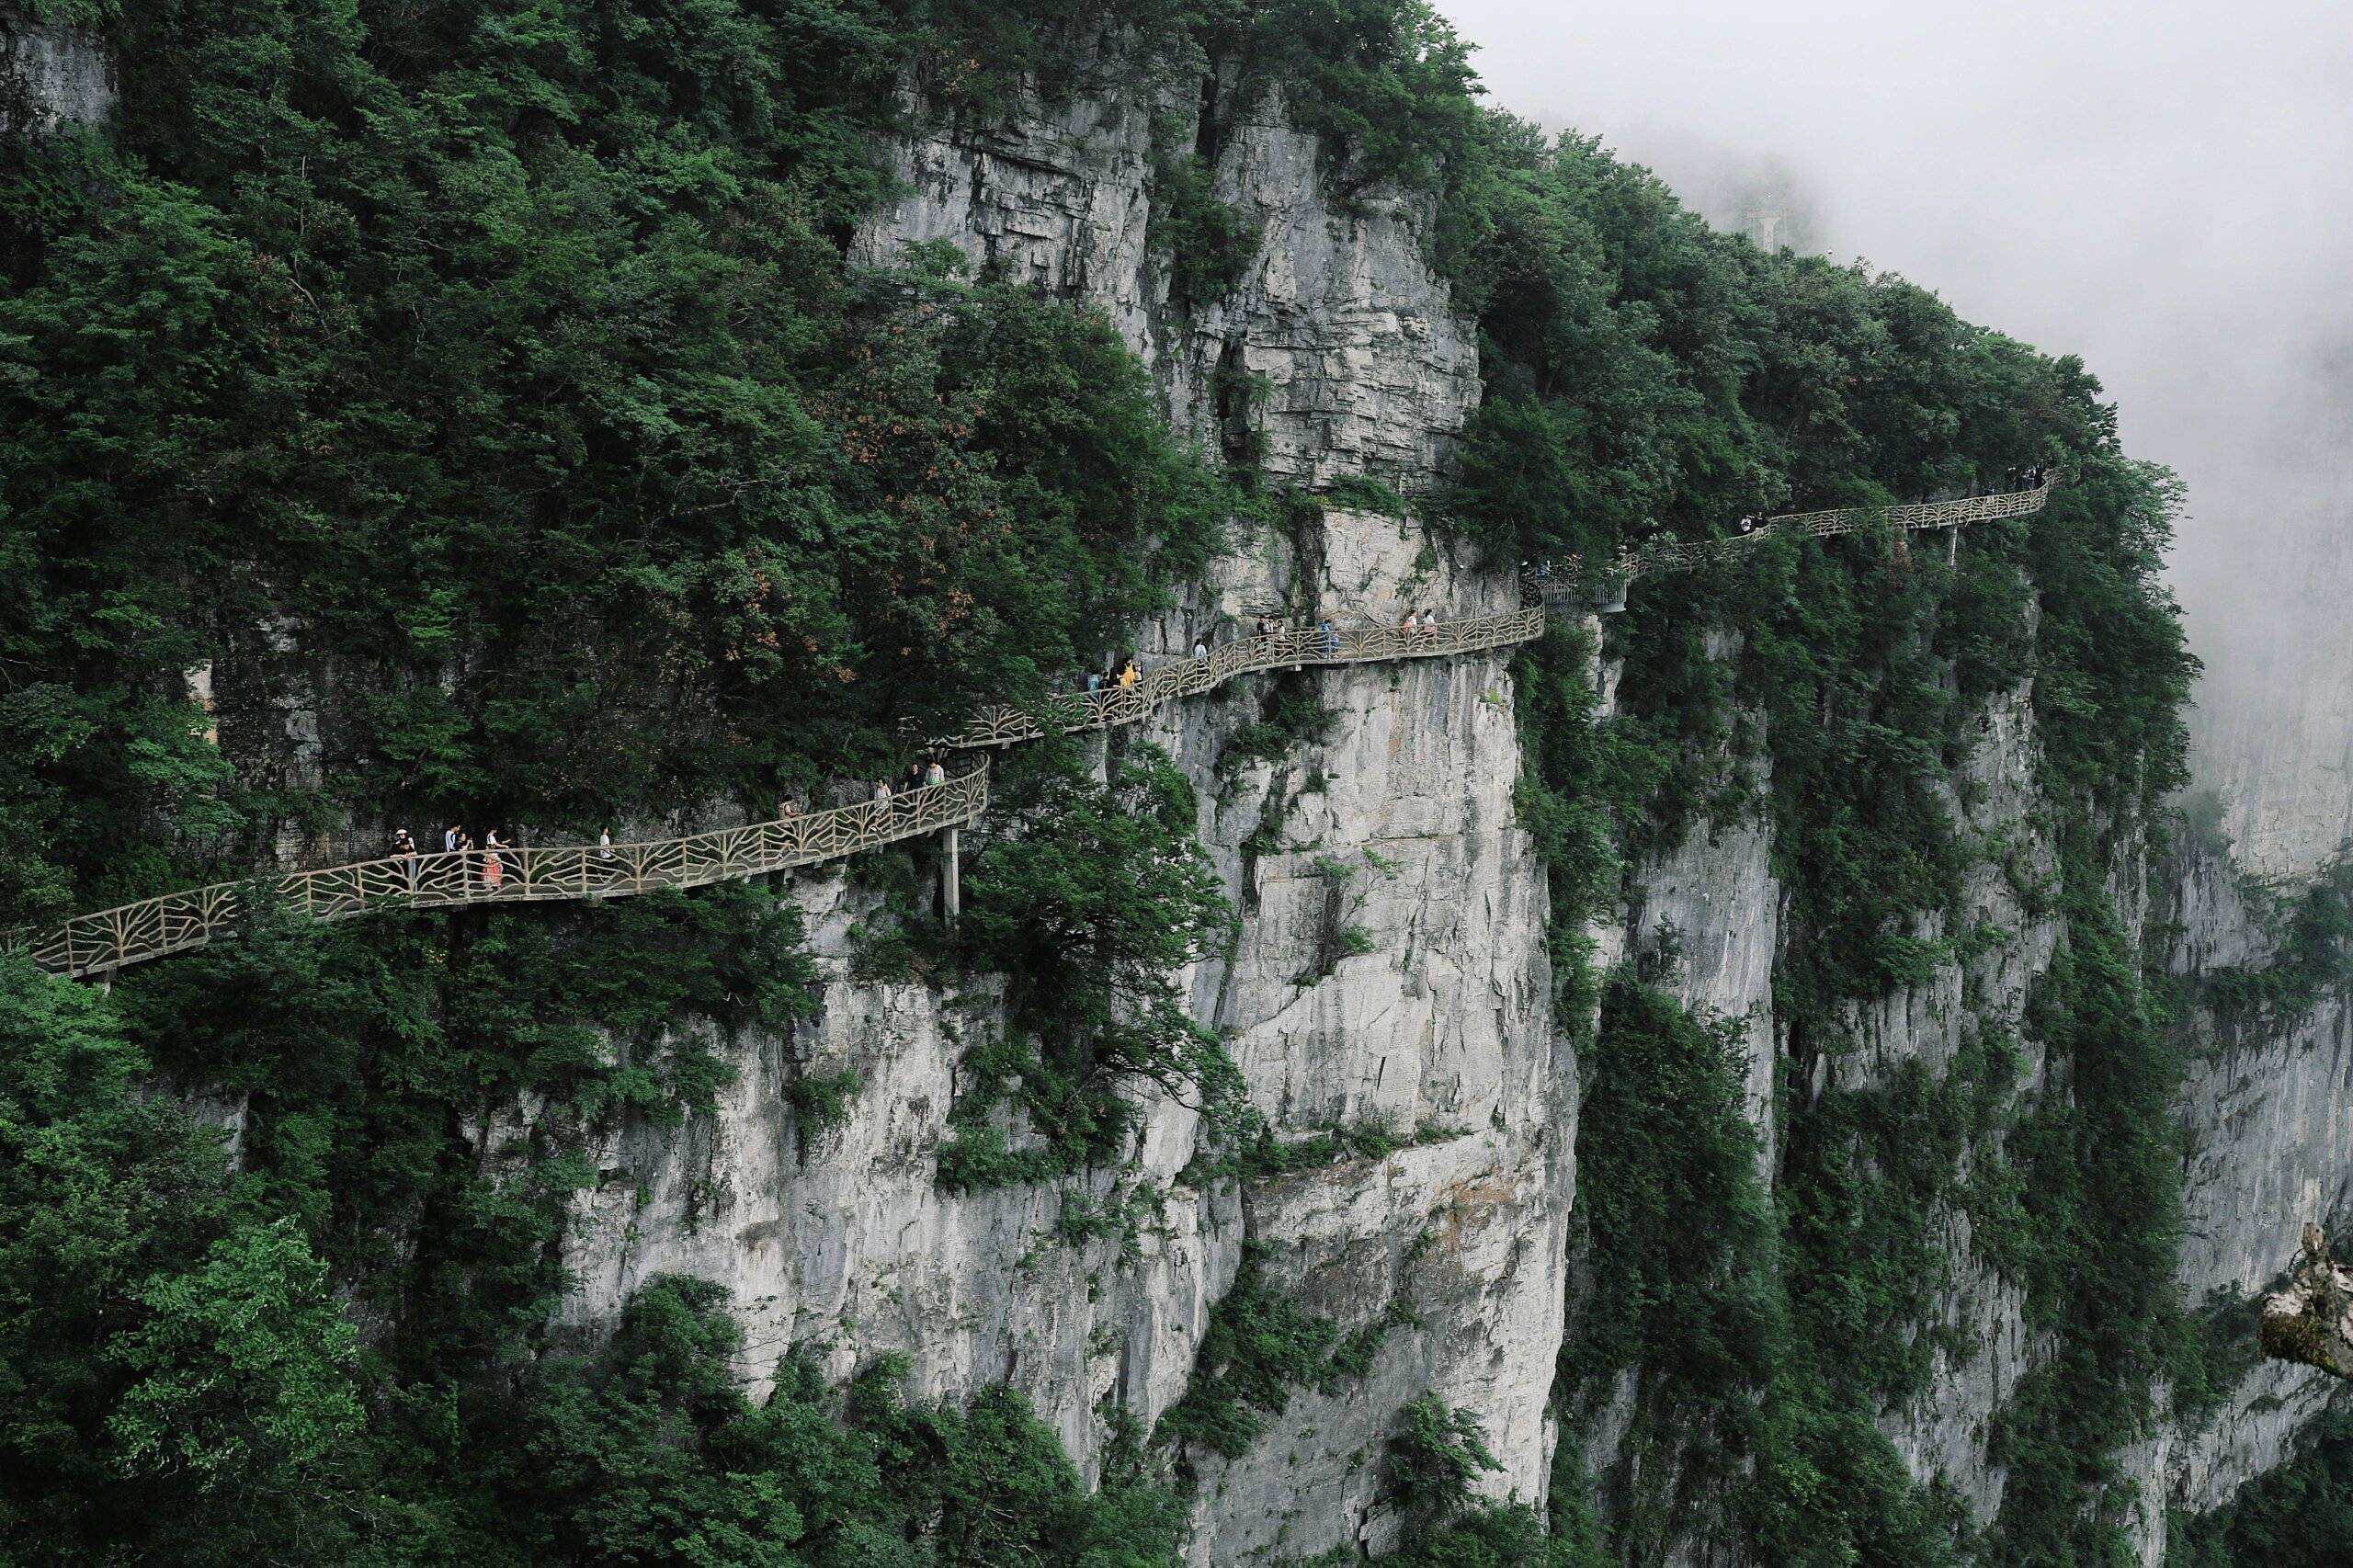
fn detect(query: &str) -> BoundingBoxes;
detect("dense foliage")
[939,742,1239,1191]
[0,0,1233,926]
[1472,97,2198,1568]
[2165,1411,2353,1568]
[0,0,2244,1562]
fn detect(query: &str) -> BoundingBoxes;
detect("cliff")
[543,59,1564,1561]
[4,6,2343,1564]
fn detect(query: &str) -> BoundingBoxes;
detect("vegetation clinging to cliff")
[4,0,2217,1562]
[1478,108,2194,1568]
[0,0,1233,928]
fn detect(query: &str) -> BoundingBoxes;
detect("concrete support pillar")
[1947,528,1959,567]
[941,826,961,923]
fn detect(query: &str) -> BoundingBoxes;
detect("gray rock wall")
[0,5,113,134]
[1581,617,2352,1561]
[852,68,1481,492]
[564,53,1557,1567]
[2110,849,2353,1560]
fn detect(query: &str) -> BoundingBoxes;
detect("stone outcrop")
[555,510,1566,1561]
[853,65,1481,493]
[2109,846,2353,1558]
[2261,1227,2353,1381]
[0,4,112,134]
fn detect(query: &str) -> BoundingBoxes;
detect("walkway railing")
[14,479,2052,980]
[934,604,1546,749]
[1524,479,2055,601]
[19,762,992,980]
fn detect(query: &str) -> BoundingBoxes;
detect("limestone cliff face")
[850,62,1480,493]
[1580,598,2348,1565]
[39,28,2345,1558]
[557,55,1563,1567]
[2110,849,2353,1560]
[1578,632,2351,1562]
[554,545,1565,1561]
[0,5,112,134]
[2123,443,2353,1547]
[1574,640,2064,1547]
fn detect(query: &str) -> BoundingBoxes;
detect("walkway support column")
[941,826,961,923]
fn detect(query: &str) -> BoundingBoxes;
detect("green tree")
[944,743,1238,1187]
[108,1219,363,1487]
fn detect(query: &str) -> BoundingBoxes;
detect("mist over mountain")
[1445,0,2353,864]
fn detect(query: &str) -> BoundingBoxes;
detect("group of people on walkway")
[1241,617,1337,656]
[383,757,965,893]
[1086,655,1145,694]
[1081,612,1448,696]
[778,755,954,819]
[387,824,512,889]
[869,755,949,808]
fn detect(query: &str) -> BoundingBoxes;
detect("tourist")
[599,827,616,862]
[1318,619,1337,654]
[1420,608,1438,638]
[873,778,892,803]
[926,756,946,788]
[392,827,419,890]
[443,823,460,854]
[1087,670,1101,693]
[1119,660,1140,690]
[1737,514,1756,535]
[482,830,506,891]
[1193,638,1208,664]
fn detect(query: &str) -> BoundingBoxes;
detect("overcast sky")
[1438,0,2353,779]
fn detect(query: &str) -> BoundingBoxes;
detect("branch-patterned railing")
[19,762,992,980]
[14,479,2052,980]
[932,604,1547,749]
[1524,479,2055,600]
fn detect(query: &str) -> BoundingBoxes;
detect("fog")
[1439,0,2353,848]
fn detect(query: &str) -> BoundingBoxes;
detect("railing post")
[941,826,961,923]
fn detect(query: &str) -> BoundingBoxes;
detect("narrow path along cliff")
[14,482,2054,981]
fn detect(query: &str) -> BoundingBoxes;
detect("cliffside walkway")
[933,604,1545,750]
[1523,479,2055,603]
[16,481,2052,981]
